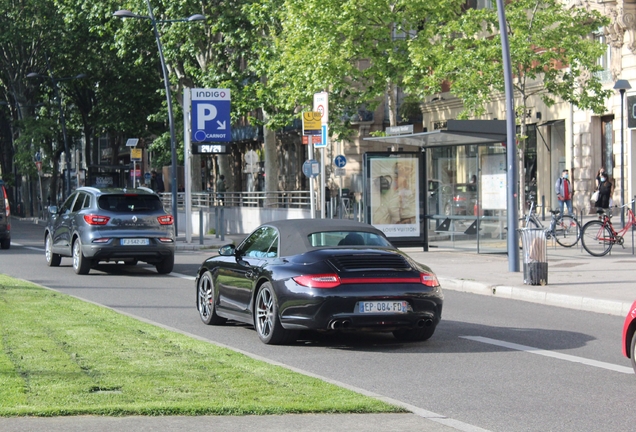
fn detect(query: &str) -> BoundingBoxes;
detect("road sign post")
[303,111,322,218]
[314,92,329,219]
[184,88,233,243]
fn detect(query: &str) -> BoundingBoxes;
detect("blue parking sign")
[191,88,231,143]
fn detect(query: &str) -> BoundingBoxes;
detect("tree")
[259,0,466,141]
[410,0,610,209]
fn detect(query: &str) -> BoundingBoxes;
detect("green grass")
[0,275,402,417]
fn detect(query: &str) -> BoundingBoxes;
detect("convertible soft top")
[260,219,389,257]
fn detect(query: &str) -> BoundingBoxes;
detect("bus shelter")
[363,120,508,253]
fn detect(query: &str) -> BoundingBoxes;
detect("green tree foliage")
[412,0,611,117]
[411,0,610,208]
[258,0,465,138]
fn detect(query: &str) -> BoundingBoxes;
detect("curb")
[439,277,631,317]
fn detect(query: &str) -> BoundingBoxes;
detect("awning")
[363,120,507,148]
[536,119,565,127]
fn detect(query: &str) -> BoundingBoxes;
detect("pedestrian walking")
[555,169,573,215]
[594,170,614,210]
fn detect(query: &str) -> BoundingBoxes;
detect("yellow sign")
[131,148,142,161]
[302,111,322,134]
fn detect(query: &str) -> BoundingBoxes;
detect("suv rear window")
[98,194,163,213]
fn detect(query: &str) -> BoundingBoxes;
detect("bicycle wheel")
[553,215,581,247]
[581,220,614,256]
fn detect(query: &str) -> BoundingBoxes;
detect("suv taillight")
[158,215,174,225]
[83,215,110,225]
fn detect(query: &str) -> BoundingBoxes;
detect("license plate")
[359,301,408,314]
[121,238,150,246]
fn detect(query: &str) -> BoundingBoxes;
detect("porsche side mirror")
[218,244,236,256]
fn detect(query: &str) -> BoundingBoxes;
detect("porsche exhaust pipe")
[417,319,433,328]
[329,319,352,330]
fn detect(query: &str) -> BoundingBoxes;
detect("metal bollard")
[220,206,225,242]
[215,206,219,239]
[541,195,545,221]
[199,208,204,245]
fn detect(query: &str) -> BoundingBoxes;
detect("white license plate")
[121,238,150,246]
[359,301,408,314]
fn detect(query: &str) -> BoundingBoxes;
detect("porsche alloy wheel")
[254,282,297,345]
[197,271,226,325]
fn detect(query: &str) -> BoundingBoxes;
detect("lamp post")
[495,0,519,272]
[114,3,205,234]
[614,79,631,227]
[27,64,86,200]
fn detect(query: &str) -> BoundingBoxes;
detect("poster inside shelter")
[369,156,420,237]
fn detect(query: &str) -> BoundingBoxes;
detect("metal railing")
[159,190,312,210]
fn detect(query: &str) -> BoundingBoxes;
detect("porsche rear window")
[98,195,163,213]
[308,231,391,247]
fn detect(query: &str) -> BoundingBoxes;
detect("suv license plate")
[121,238,150,246]
[359,301,407,314]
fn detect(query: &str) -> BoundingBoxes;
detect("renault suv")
[44,187,175,274]
[0,179,10,250]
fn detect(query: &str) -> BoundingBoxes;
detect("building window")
[595,31,610,71]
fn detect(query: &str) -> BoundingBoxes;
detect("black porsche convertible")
[195,219,443,345]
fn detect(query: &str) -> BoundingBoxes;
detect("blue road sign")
[315,124,328,148]
[334,155,347,168]
[302,159,320,178]
[191,88,231,143]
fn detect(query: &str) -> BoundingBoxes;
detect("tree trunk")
[263,112,278,207]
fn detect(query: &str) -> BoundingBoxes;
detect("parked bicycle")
[520,200,581,247]
[580,200,636,256]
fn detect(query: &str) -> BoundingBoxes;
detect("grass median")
[0,275,402,417]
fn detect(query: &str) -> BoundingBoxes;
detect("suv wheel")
[156,254,174,274]
[45,234,61,266]
[72,238,92,275]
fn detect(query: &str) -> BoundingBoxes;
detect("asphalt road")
[1,219,635,432]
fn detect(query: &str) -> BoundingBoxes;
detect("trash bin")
[519,228,548,285]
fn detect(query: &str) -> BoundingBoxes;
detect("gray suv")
[0,179,10,250]
[44,187,175,274]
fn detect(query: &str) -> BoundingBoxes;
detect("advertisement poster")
[369,156,420,237]
[481,154,507,210]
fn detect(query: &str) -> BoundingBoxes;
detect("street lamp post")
[495,0,519,272]
[27,62,86,200]
[614,79,631,227]
[114,2,205,234]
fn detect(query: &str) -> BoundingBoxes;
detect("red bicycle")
[581,200,636,256]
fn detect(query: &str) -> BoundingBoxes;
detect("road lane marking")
[461,336,633,374]
[171,272,195,281]
[25,247,44,252]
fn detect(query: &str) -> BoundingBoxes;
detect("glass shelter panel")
[426,144,507,253]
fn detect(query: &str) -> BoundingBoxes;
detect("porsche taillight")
[83,214,110,225]
[292,274,341,289]
[420,272,439,287]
